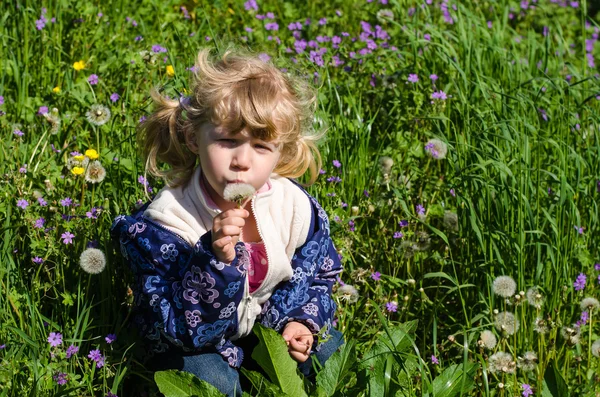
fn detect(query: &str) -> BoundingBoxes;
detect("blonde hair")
[139,46,323,188]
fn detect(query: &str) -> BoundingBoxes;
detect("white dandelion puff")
[533,317,549,334]
[424,138,448,160]
[492,276,517,298]
[223,183,256,207]
[580,297,600,312]
[592,339,600,357]
[494,311,519,335]
[479,330,497,350]
[560,326,581,346]
[517,351,537,372]
[336,284,359,303]
[86,104,111,126]
[526,287,545,309]
[85,161,106,184]
[43,108,61,134]
[443,211,459,232]
[488,352,515,374]
[80,248,106,274]
[378,156,394,175]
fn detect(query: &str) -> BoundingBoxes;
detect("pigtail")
[138,89,197,187]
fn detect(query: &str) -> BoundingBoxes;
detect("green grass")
[1,0,600,395]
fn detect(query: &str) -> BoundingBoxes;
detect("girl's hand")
[282,322,314,363]
[211,208,249,263]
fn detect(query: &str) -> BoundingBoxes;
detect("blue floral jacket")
[110,185,342,368]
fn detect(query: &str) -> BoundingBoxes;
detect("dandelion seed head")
[533,317,549,334]
[493,275,517,298]
[488,351,515,374]
[85,104,111,126]
[517,351,537,372]
[494,311,519,335]
[479,330,497,349]
[580,297,600,312]
[223,183,256,206]
[560,325,581,345]
[443,211,458,231]
[378,156,394,175]
[526,287,545,309]
[85,160,106,184]
[424,138,448,159]
[591,339,600,357]
[337,284,359,303]
[79,248,107,274]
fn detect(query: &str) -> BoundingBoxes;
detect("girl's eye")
[255,144,271,151]
[218,139,235,144]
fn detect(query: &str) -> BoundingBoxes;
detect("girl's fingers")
[288,349,309,363]
[289,337,311,354]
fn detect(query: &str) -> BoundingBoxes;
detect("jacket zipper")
[143,217,193,249]
[249,196,273,296]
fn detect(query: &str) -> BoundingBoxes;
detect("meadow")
[1,0,600,395]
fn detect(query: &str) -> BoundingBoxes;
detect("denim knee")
[180,353,243,397]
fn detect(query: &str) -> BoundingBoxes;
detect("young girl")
[110,47,343,396]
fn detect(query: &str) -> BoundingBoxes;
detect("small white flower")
[85,160,106,184]
[479,330,497,350]
[86,104,111,126]
[488,352,515,374]
[580,297,600,312]
[494,311,519,335]
[337,284,359,303]
[517,351,537,372]
[526,287,545,309]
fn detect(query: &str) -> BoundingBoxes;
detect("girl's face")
[193,123,281,210]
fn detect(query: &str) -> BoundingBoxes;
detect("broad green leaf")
[431,363,477,397]
[316,340,357,396]
[240,369,284,397]
[154,370,224,397]
[543,359,569,397]
[251,324,307,397]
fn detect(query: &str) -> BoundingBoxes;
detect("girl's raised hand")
[211,208,249,263]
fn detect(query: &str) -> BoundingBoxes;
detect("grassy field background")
[1,0,600,395]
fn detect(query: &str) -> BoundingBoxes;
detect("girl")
[110,47,343,396]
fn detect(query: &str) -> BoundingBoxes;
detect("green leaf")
[315,340,357,396]
[240,369,284,397]
[430,363,477,397]
[251,324,307,397]
[154,370,225,397]
[543,359,569,397]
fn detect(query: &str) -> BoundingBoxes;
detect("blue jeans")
[153,328,344,397]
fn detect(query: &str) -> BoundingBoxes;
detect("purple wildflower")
[34,218,45,229]
[385,301,398,312]
[13,129,24,137]
[431,355,439,364]
[88,74,99,85]
[332,160,341,168]
[66,344,79,358]
[105,334,117,344]
[393,232,403,239]
[574,225,584,234]
[348,220,355,232]
[416,204,425,215]
[574,273,587,291]
[110,93,120,102]
[47,332,63,347]
[151,44,167,53]
[61,231,75,245]
[17,199,28,209]
[60,197,73,207]
[522,384,533,397]
[0,96,3,105]
[407,74,419,83]
[371,272,381,281]
[450,188,456,197]
[327,176,342,183]
[33,257,44,264]
[106,393,118,397]
[595,263,600,271]
[244,0,258,11]
[363,190,369,197]
[53,372,68,385]
[258,53,271,62]
[431,90,447,101]
[88,349,106,368]
[38,106,49,115]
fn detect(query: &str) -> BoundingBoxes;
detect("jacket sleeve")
[110,214,248,351]
[259,194,343,349]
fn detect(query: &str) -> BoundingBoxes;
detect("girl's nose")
[231,144,251,170]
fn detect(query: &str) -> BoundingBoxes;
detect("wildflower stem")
[588,311,593,371]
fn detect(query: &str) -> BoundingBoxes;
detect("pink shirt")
[199,172,271,294]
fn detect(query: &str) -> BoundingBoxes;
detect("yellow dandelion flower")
[73,60,85,71]
[85,149,99,160]
[71,166,85,175]
[166,65,175,77]
[52,86,61,93]
[74,155,85,161]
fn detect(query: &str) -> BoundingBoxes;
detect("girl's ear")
[184,130,199,154]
